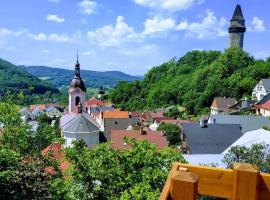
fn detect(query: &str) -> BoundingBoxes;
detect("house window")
[257,86,263,91]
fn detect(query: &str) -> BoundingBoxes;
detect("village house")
[210,97,237,115]
[181,119,242,154]
[111,129,168,150]
[101,111,138,140]
[46,106,62,118]
[19,107,33,122]
[256,99,270,117]
[252,79,270,101]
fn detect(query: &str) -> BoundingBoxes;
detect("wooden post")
[232,163,259,200]
[170,171,198,200]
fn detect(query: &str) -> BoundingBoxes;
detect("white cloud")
[118,44,157,56]
[29,33,47,41]
[249,17,266,32]
[46,14,65,23]
[28,33,70,42]
[78,0,97,15]
[48,33,70,42]
[0,28,28,37]
[176,9,228,39]
[82,51,95,56]
[87,16,140,47]
[143,17,176,35]
[133,0,204,12]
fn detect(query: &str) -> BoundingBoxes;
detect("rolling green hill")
[19,65,143,89]
[0,59,59,96]
[108,48,270,115]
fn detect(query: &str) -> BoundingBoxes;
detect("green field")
[38,77,51,81]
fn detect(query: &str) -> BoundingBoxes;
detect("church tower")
[69,55,86,112]
[228,4,246,49]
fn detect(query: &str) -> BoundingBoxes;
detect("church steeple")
[228,4,246,49]
[75,51,80,77]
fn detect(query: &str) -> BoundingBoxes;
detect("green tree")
[223,144,270,173]
[65,138,186,199]
[0,145,63,199]
[158,123,181,146]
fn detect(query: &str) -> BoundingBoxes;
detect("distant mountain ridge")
[0,58,58,95]
[19,65,143,88]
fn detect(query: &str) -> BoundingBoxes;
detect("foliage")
[0,145,63,199]
[0,102,62,154]
[65,138,186,199]
[223,144,270,173]
[158,123,182,146]
[165,106,181,118]
[0,59,58,97]
[19,65,142,88]
[109,48,270,115]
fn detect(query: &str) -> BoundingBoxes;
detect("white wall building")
[252,79,270,101]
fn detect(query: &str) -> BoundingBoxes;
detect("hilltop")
[19,65,143,89]
[108,48,270,114]
[0,59,59,96]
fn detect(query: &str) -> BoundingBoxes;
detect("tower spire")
[75,51,80,77]
[228,4,246,49]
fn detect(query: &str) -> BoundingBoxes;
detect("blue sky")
[0,0,269,75]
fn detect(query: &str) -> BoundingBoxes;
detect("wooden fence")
[160,162,270,200]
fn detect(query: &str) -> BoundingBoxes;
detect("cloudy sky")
[0,0,269,75]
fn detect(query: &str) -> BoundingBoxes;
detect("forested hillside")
[19,65,142,88]
[0,59,59,96]
[108,48,270,115]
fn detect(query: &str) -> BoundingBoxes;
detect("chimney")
[199,116,208,128]
[140,126,146,135]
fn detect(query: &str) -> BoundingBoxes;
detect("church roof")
[63,112,100,134]
[231,4,244,21]
[70,77,86,92]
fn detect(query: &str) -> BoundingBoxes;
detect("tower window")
[75,96,80,106]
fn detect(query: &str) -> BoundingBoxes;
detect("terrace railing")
[160,162,270,200]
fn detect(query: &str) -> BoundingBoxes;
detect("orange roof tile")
[103,111,129,119]
[86,96,105,107]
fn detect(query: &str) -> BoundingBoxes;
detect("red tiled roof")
[154,117,174,123]
[111,130,168,150]
[130,111,142,117]
[42,143,71,173]
[42,143,64,160]
[142,110,165,120]
[30,104,47,111]
[256,99,270,111]
[86,96,105,107]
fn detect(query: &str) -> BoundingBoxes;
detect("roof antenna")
[76,50,79,62]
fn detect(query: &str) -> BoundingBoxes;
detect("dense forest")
[0,59,59,96]
[108,48,270,115]
[19,65,142,88]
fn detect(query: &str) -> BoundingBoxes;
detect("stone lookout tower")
[228,4,246,49]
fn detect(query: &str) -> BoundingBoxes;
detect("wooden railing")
[160,162,270,200]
